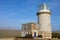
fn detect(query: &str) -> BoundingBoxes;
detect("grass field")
[0,30,21,38]
[0,29,60,38]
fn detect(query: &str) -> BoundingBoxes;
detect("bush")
[52,33,60,38]
[25,34,32,38]
[38,35,42,38]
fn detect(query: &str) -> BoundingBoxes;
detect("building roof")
[22,22,36,24]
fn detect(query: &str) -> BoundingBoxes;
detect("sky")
[0,0,60,31]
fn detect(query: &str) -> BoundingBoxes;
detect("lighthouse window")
[40,5,44,10]
[46,5,49,10]
[40,4,49,10]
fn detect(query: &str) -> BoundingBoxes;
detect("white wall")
[38,13,51,32]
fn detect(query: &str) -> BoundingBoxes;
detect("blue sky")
[0,0,60,31]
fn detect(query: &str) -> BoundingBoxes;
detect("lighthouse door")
[34,32,36,37]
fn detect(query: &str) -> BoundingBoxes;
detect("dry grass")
[0,30,21,38]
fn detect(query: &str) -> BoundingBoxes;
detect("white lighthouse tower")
[37,3,52,39]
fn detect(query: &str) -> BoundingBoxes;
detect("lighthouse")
[37,3,52,39]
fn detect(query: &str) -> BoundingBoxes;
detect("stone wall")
[52,38,60,40]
